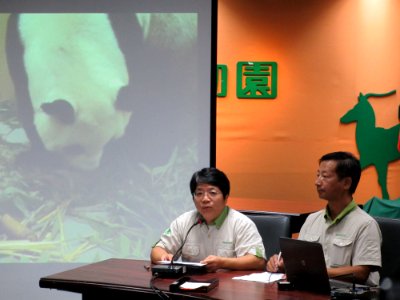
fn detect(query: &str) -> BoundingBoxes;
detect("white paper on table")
[156,261,206,267]
[180,282,211,290]
[232,272,285,283]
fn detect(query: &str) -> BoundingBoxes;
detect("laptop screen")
[279,237,331,294]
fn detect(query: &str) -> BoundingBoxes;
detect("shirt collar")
[201,206,229,229]
[324,200,357,225]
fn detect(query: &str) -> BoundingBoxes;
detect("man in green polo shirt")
[150,167,266,272]
[267,151,382,286]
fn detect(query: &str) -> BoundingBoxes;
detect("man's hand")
[266,254,284,273]
[160,253,174,261]
[150,246,173,263]
[201,255,222,272]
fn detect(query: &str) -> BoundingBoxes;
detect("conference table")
[39,258,332,300]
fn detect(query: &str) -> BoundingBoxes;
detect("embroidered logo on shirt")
[335,233,347,238]
[222,241,233,245]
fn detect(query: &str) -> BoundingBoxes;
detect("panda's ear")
[41,99,75,124]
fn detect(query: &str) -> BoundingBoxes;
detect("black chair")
[374,216,400,281]
[246,214,291,259]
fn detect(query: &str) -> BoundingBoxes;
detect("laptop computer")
[279,237,373,296]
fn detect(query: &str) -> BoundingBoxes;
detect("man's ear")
[343,177,352,191]
[224,195,229,203]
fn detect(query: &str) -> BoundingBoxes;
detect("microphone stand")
[170,219,202,264]
[151,219,202,277]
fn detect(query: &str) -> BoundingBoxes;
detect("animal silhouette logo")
[340,90,400,200]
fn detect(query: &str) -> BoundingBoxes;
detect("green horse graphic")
[340,90,400,200]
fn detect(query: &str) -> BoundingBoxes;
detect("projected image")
[0,12,206,262]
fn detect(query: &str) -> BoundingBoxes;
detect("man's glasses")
[193,190,222,200]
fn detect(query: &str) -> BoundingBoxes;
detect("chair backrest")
[374,216,400,280]
[246,214,291,259]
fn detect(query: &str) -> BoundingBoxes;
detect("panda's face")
[19,14,132,170]
[36,96,131,170]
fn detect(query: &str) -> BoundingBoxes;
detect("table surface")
[39,258,331,300]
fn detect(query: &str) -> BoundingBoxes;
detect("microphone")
[330,273,373,299]
[171,218,203,264]
[151,217,203,278]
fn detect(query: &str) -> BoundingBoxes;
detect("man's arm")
[328,265,372,284]
[150,246,173,263]
[267,254,373,283]
[201,253,266,272]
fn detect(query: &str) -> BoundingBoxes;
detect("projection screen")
[0,0,216,298]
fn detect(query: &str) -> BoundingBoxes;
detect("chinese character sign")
[236,62,277,99]
[217,64,228,97]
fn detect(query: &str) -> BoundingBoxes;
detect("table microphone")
[330,273,373,299]
[152,218,203,277]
